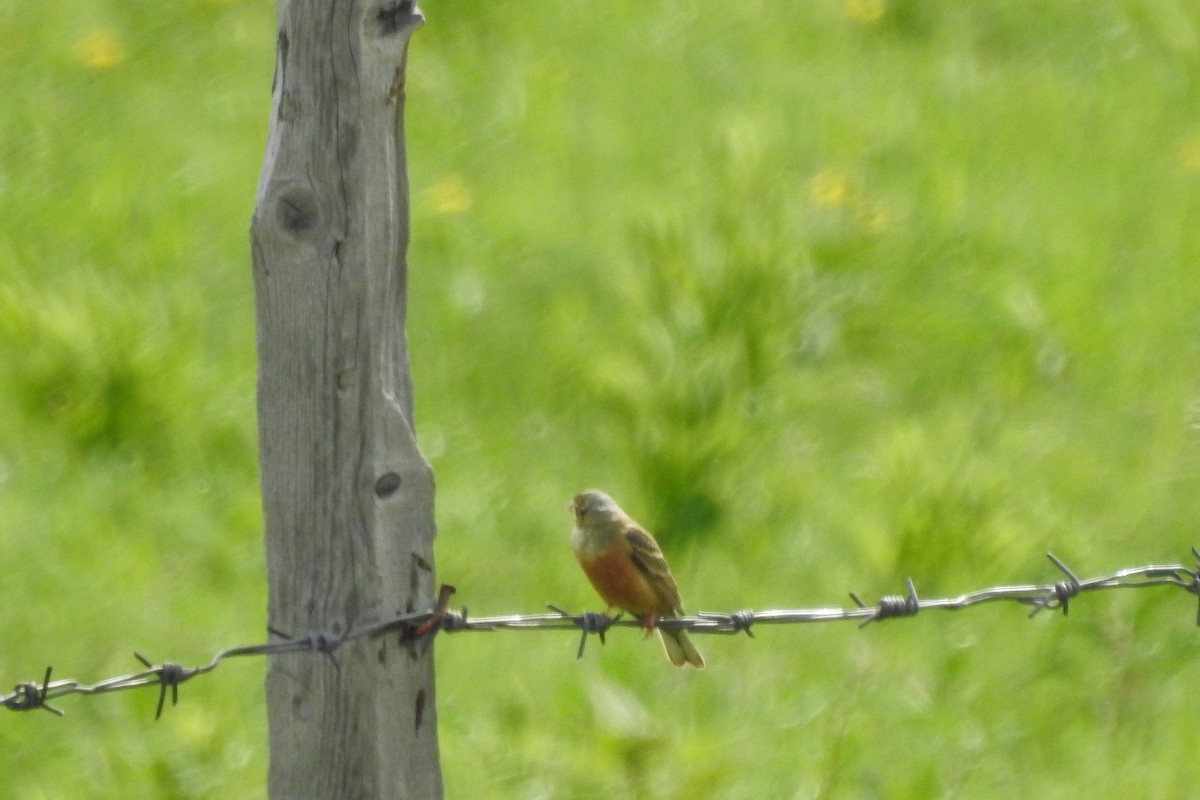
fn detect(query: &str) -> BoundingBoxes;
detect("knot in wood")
[375,1,422,37]
[274,183,321,238]
[375,471,403,498]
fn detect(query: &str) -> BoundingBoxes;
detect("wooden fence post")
[249,1,441,797]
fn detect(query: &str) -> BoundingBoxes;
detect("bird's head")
[568,489,622,524]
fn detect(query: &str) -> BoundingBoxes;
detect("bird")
[568,489,705,668]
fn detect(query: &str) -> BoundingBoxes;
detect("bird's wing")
[624,525,684,614]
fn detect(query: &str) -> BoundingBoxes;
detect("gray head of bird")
[568,489,622,524]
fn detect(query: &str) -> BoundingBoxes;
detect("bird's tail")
[659,628,705,669]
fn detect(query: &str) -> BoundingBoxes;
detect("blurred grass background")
[3,0,1200,797]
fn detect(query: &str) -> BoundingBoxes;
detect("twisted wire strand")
[4,549,1198,717]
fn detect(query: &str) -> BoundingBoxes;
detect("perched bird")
[568,489,705,668]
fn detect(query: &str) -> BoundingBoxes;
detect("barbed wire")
[4,549,1198,718]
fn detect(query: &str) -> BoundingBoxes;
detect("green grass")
[4,0,1200,797]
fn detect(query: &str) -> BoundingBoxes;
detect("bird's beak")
[566,501,576,514]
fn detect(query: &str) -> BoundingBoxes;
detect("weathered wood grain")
[249,2,440,796]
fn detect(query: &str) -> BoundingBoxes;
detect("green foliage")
[4,0,1200,797]
[570,132,811,542]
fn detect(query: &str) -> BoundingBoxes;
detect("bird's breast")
[577,546,662,616]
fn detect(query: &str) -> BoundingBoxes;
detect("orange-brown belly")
[578,548,662,616]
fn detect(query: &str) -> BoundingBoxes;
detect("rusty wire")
[4,549,1198,718]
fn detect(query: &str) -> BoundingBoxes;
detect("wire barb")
[4,555,1199,717]
[547,605,620,659]
[3,667,62,716]
[698,610,757,637]
[1027,552,1082,618]
[852,577,921,628]
[1190,546,1200,627]
[134,654,191,721]
[439,608,470,632]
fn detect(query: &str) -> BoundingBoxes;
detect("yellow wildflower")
[74,29,125,70]
[809,169,851,208]
[1178,134,1200,173]
[844,0,886,24]
[425,175,473,215]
